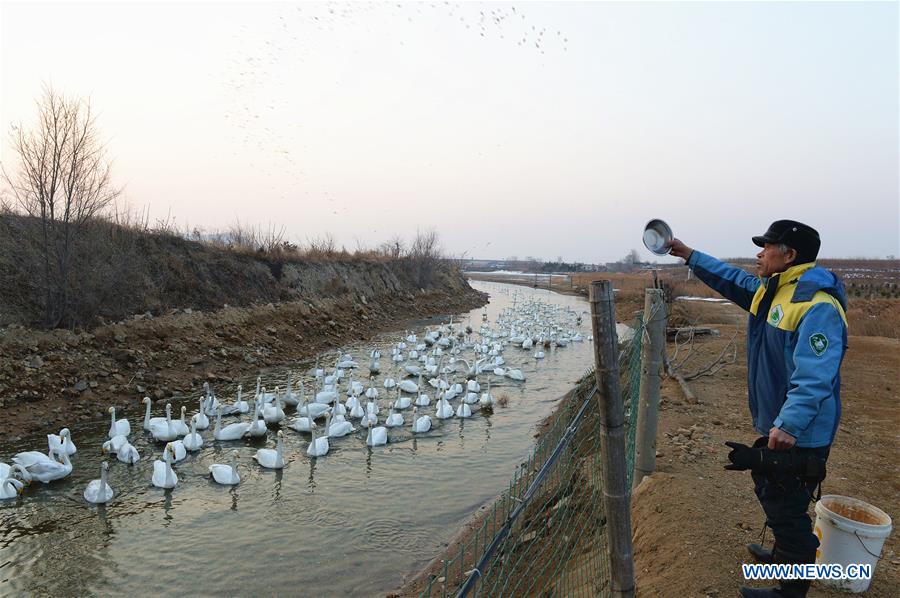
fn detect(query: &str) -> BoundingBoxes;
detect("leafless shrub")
[406,228,444,286]
[305,232,338,258]
[1,85,122,328]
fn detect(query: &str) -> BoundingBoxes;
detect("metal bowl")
[642,219,673,255]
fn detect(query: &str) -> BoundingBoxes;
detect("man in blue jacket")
[668,220,847,598]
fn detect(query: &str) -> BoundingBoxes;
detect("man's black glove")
[724,441,760,471]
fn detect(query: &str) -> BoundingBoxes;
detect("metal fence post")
[589,280,636,598]
[632,288,667,490]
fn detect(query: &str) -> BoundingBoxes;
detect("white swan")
[183,415,204,451]
[172,406,190,436]
[315,386,339,404]
[221,385,250,415]
[0,462,31,484]
[455,402,472,418]
[505,368,526,381]
[151,445,178,489]
[393,389,412,410]
[349,401,366,419]
[345,395,360,410]
[149,404,179,442]
[466,378,481,393]
[534,351,545,359]
[116,441,141,464]
[263,390,285,425]
[48,428,76,456]
[247,403,268,438]
[0,478,24,500]
[143,397,168,431]
[462,391,479,405]
[288,397,314,432]
[253,430,285,469]
[168,440,187,463]
[12,449,57,469]
[108,407,131,439]
[366,423,388,446]
[364,385,379,400]
[414,374,430,406]
[102,434,129,455]
[282,375,300,407]
[214,407,251,441]
[83,461,114,504]
[435,398,454,419]
[23,451,73,484]
[202,381,220,414]
[411,407,432,433]
[194,398,210,430]
[298,399,331,419]
[209,451,240,485]
[384,406,404,428]
[306,424,329,458]
[398,378,418,394]
[479,377,495,408]
[326,412,355,437]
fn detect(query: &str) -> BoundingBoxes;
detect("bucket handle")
[854,530,884,560]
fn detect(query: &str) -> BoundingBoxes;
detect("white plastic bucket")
[814,495,892,592]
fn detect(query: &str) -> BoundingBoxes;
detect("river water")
[0,281,597,596]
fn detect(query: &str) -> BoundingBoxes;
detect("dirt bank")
[632,301,899,597]
[0,279,487,441]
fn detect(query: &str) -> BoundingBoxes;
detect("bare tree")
[2,85,120,327]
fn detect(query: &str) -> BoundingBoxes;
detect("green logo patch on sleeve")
[809,333,828,356]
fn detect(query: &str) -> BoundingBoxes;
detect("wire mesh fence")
[419,314,645,598]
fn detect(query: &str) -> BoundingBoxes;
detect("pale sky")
[2,1,898,263]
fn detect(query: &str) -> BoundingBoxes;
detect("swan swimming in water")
[108,407,131,439]
[183,415,203,451]
[306,423,329,458]
[209,451,240,485]
[366,423,388,446]
[152,445,178,489]
[214,406,251,441]
[83,461,114,504]
[143,397,169,431]
[411,407,432,433]
[1,478,25,500]
[254,431,285,469]
[116,441,141,464]
[48,428,76,456]
[23,450,73,484]
[325,411,355,437]
[149,404,179,442]
[247,403,268,438]
[384,405,404,428]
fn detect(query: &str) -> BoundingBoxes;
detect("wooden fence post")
[589,280,636,598]
[633,288,668,490]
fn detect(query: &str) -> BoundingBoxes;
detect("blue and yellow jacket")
[687,251,848,448]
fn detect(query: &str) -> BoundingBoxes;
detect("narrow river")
[0,281,597,595]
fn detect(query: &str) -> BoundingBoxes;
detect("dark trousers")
[750,436,830,562]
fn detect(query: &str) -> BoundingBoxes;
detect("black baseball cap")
[752,220,821,264]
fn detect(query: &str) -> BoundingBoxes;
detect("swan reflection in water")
[307,458,317,492]
[161,490,174,526]
[271,469,284,503]
[230,486,239,512]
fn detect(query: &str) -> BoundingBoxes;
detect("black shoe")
[747,543,774,564]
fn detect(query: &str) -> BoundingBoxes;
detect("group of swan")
[2,292,588,504]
